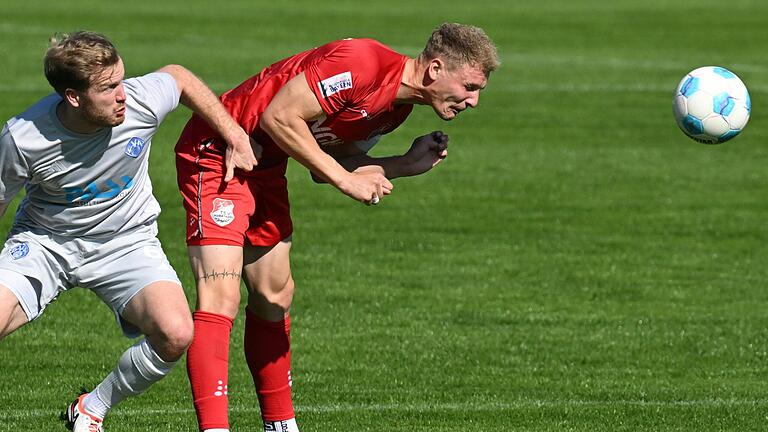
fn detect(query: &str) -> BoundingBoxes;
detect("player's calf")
[81,338,180,421]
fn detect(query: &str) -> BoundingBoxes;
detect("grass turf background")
[1,0,768,430]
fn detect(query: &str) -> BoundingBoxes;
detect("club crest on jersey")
[318,71,352,98]
[125,137,146,158]
[210,198,235,226]
[10,242,29,260]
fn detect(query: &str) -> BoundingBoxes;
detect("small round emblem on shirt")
[125,137,146,158]
[10,242,29,260]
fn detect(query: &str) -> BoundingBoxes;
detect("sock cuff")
[194,310,235,328]
[245,308,290,332]
[136,338,177,375]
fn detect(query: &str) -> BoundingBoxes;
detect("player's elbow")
[259,107,297,146]
[258,109,277,135]
[259,105,288,133]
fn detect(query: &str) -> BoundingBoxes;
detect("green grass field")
[2,0,768,430]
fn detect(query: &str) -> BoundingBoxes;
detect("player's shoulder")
[332,38,398,57]
[335,37,384,47]
[323,38,403,77]
[122,72,180,122]
[123,72,176,97]
[4,94,60,138]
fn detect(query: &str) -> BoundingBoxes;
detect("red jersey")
[177,38,413,173]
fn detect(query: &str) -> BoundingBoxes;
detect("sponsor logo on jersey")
[65,176,134,204]
[210,198,235,226]
[10,242,29,260]
[125,137,146,158]
[318,71,352,98]
[310,116,343,147]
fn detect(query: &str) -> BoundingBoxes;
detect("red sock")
[244,308,295,421]
[187,311,234,431]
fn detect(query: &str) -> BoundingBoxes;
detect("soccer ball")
[672,66,751,144]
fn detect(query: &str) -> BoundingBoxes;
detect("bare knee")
[276,276,295,308]
[247,276,295,320]
[264,275,295,309]
[196,281,241,318]
[151,312,194,361]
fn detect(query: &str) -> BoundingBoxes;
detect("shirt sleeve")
[0,124,29,203]
[304,40,379,115]
[123,72,181,126]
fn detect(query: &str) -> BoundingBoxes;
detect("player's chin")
[109,116,126,127]
[438,109,458,121]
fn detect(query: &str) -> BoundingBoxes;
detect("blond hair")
[44,31,120,94]
[419,23,499,76]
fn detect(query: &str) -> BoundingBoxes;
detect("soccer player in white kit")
[0,31,258,432]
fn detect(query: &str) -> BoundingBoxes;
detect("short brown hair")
[44,31,120,94]
[419,23,500,77]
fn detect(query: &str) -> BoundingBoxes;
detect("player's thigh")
[240,173,294,298]
[242,238,294,317]
[80,228,184,338]
[0,283,30,339]
[187,244,244,318]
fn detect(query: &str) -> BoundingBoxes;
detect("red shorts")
[175,121,293,247]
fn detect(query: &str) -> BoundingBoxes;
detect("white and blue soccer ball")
[672,66,751,144]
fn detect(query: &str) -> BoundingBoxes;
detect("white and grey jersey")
[0,72,180,238]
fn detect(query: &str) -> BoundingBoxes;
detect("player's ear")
[427,58,444,81]
[62,88,82,108]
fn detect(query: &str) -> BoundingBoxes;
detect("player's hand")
[402,131,449,176]
[337,171,393,205]
[223,130,261,181]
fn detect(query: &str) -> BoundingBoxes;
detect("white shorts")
[0,222,182,338]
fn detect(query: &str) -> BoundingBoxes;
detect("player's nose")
[116,83,127,102]
[466,91,479,109]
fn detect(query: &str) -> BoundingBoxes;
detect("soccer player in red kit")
[175,23,499,432]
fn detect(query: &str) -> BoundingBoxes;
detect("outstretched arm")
[319,131,449,182]
[157,64,259,181]
[260,73,393,204]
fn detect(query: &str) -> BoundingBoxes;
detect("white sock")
[264,418,300,432]
[83,338,176,418]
